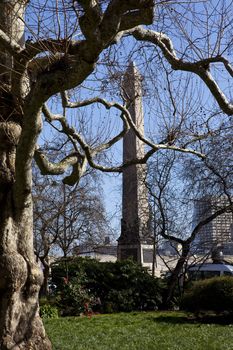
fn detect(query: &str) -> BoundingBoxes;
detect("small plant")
[40,304,59,319]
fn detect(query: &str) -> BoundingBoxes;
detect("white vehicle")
[187,263,233,280]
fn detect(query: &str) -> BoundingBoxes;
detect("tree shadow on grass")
[147,313,233,326]
[147,315,195,325]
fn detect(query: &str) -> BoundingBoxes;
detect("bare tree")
[33,166,110,295]
[0,0,233,348]
[146,123,233,307]
[33,173,59,296]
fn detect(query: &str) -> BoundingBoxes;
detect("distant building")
[74,237,118,263]
[159,240,181,256]
[74,240,180,277]
[192,197,233,255]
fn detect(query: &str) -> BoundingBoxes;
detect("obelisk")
[117,62,152,264]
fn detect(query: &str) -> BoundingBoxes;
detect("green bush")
[181,276,233,314]
[57,277,98,316]
[40,304,59,319]
[51,257,163,315]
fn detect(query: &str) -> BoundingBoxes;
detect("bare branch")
[131,26,233,115]
[63,93,205,159]
[221,57,233,78]
[43,97,156,173]
[34,148,79,176]
[78,0,102,41]
[42,104,63,122]
[0,28,22,56]
[62,156,88,186]
[99,0,154,43]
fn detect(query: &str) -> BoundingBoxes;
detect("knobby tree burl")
[0,0,233,348]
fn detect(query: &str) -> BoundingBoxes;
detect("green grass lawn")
[44,312,233,350]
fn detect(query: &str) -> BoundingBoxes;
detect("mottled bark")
[0,92,51,349]
[0,192,51,349]
[0,1,51,349]
[0,121,51,348]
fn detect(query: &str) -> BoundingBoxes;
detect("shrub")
[40,304,59,319]
[181,276,233,314]
[57,277,98,316]
[51,257,163,314]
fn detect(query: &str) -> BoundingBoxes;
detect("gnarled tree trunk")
[0,190,51,349]
[0,1,51,349]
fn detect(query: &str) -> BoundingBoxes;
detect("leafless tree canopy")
[0,0,233,348]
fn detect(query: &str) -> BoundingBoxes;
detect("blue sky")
[27,1,233,241]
